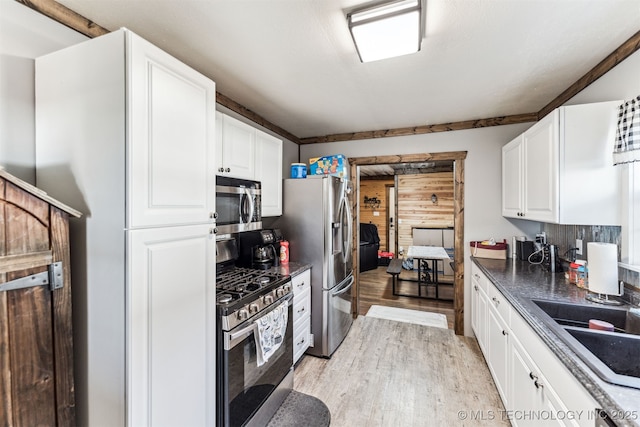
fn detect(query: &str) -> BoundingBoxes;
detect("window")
[620,162,640,270]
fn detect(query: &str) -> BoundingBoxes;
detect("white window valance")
[614,95,640,165]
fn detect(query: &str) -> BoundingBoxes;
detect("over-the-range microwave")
[215,176,262,234]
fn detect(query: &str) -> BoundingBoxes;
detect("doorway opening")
[349,152,466,335]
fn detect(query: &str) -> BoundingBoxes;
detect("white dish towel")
[254,299,289,367]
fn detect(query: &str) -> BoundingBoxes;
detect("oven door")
[219,294,293,427]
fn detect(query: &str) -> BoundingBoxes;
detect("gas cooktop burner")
[215,266,289,305]
[217,294,233,304]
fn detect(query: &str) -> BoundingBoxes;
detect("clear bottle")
[575,260,587,288]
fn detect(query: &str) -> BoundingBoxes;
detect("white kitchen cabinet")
[487,296,510,408]
[472,261,599,427]
[502,101,621,225]
[471,263,489,355]
[35,29,216,427]
[510,336,566,427]
[292,268,312,364]
[216,111,284,216]
[502,135,525,218]
[216,112,256,180]
[129,224,215,427]
[255,131,283,216]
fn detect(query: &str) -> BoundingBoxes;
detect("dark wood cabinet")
[0,169,81,426]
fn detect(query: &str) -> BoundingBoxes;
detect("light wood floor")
[293,316,509,427]
[358,266,456,329]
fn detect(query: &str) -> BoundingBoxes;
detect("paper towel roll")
[587,242,620,295]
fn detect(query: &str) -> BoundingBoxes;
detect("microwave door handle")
[239,189,252,224]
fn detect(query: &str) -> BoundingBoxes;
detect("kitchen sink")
[531,299,634,334]
[529,298,640,389]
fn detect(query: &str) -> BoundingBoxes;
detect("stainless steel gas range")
[216,237,294,427]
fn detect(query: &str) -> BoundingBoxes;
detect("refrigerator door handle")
[342,193,353,263]
[330,274,354,296]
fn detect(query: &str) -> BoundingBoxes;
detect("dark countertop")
[472,257,640,427]
[266,262,311,278]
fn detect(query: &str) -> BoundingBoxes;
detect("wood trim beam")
[300,113,538,144]
[538,29,640,119]
[15,0,109,38]
[350,151,467,166]
[216,93,302,144]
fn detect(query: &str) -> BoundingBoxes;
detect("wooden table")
[397,246,452,300]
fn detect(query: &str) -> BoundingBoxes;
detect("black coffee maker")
[238,229,283,269]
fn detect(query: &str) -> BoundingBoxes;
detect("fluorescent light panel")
[348,0,422,63]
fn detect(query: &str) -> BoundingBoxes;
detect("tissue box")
[470,240,508,259]
[309,155,348,179]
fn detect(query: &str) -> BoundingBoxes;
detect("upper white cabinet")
[216,113,256,180]
[255,131,283,216]
[502,101,621,225]
[216,111,284,216]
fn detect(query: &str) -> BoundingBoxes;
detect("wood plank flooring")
[293,316,509,426]
[358,266,455,329]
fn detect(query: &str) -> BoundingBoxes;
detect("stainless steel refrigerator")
[277,175,354,358]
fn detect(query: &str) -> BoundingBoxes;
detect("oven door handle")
[225,322,256,350]
[224,294,293,350]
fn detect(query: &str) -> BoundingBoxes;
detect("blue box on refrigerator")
[309,155,348,178]
[290,163,307,178]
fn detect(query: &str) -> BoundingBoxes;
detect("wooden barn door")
[0,179,75,426]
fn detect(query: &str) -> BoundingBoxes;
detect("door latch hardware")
[0,262,63,292]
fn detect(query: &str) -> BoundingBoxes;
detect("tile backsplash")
[543,224,640,303]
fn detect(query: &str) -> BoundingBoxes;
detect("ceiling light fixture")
[347,0,422,63]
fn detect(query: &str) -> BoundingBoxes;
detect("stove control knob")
[263,295,274,305]
[283,284,292,293]
[275,287,284,298]
[237,309,249,321]
[249,303,259,314]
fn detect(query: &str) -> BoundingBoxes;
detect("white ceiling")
[54,0,640,140]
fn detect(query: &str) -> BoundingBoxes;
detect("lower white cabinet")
[472,263,598,427]
[292,268,312,363]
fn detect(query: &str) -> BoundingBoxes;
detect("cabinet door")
[488,304,510,407]
[128,32,216,228]
[471,266,488,354]
[255,130,283,216]
[128,224,216,427]
[523,111,559,223]
[221,114,256,179]
[510,337,565,427]
[502,135,524,218]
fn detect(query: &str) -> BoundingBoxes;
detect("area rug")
[366,305,448,329]
[267,390,331,427]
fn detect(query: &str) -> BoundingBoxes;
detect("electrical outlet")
[576,239,583,255]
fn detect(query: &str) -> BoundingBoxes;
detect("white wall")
[0,0,87,184]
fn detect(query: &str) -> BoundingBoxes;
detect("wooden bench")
[386,258,403,295]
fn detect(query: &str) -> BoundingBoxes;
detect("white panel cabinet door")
[128,32,216,229]
[219,114,256,180]
[128,224,216,427]
[502,135,524,218]
[488,304,510,407]
[255,130,283,216]
[522,110,559,223]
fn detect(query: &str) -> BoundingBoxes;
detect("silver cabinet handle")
[218,167,224,173]
[492,297,500,305]
[297,281,305,288]
[502,330,508,336]
[225,167,231,173]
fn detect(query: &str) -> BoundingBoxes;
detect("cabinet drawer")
[292,269,311,295]
[293,287,311,324]
[487,282,510,326]
[293,320,311,363]
[471,263,488,292]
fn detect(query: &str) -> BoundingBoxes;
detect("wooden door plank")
[0,280,12,427]
[7,283,56,425]
[50,206,76,425]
